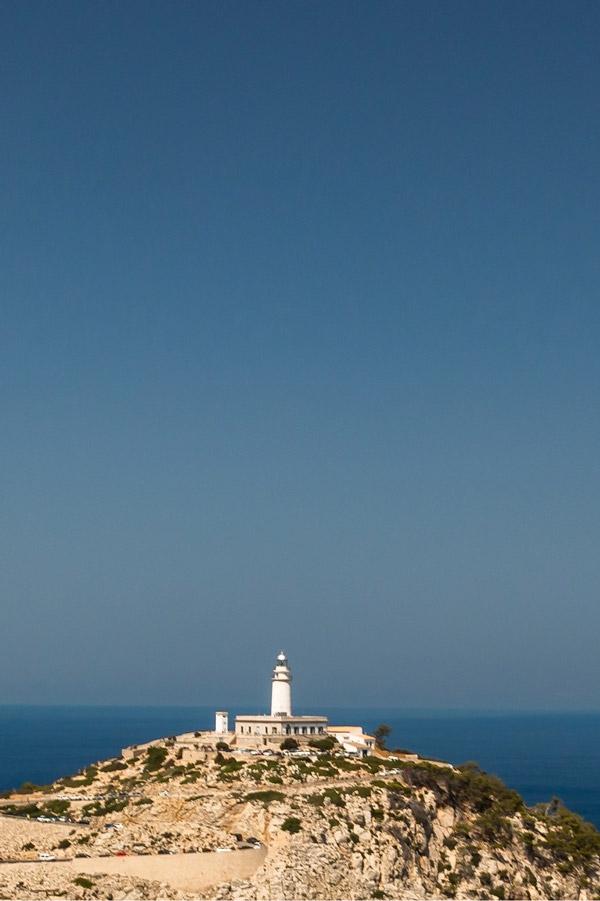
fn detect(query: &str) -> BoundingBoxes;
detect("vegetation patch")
[45,799,71,816]
[82,798,127,817]
[100,760,128,773]
[1,803,42,818]
[308,737,336,752]
[15,781,52,794]
[281,816,302,834]
[245,789,285,804]
[73,877,94,889]
[372,779,408,793]
[61,766,99,789]
[144,746,169,772]
[540,805,600,874]
[346,785,372,798]
[336,758,363,772]
[323,788,346,807]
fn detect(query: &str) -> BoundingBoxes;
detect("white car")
[38,853,56,861]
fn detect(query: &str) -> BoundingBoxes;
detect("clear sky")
[2,1,599,710]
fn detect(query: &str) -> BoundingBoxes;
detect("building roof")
[327,725,364,734]
[235,714,328,722]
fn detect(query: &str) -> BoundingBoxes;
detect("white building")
[234,651,328,748]
[326,725,376,757]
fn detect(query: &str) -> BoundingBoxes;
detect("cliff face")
[1,743,599,900]
[216,770,600,900]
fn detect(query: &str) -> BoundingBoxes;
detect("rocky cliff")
[1,741,599,900]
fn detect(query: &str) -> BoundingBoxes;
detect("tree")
[374,723,391,749]
[216,741,230,752]
[280,737,299,751]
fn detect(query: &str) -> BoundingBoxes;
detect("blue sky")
[1,0,599,709]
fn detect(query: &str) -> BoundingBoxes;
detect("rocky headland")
[1,738,599,900]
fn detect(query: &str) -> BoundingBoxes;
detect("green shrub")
[323,788,345,808]
[220,760,244,774]
[45,800,70,816]
[1,803,42,817]
[336,758,362,772]
[281,816,302,834]
[82,798,127,817]
[73,877,94,889]
[144,746,168,771]
[57,839,71,849]
[280,737,299,751]
[61,767,97,787]
[347,785,371,798]
[216,741,230,751]
[101,760,128,773]
[308,737,336,752]
[16,782,46,794]
[245,789,285,805]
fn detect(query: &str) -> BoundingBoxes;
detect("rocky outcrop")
[2,742,599,899]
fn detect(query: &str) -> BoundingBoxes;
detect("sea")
[1,706,599,830]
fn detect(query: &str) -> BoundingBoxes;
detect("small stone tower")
[271,651,292,716]
[215,711,229,734]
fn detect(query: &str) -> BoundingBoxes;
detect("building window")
[272,727,277,734]
[310,727,315,734]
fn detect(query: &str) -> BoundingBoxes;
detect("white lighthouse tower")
[271,651,292,716]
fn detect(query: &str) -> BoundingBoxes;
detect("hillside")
[1,740,599,900]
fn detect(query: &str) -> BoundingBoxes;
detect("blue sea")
[1,707,599,830]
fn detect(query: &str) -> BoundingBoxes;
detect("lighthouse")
[234,651,328,745]
[271,651,292,716]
